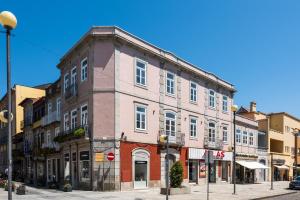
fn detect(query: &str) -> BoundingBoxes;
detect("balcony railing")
[41,111,60,126]
[65,83,78,100]
[41,142,60,151]
[158,130,185,146]
[53,125,90,143]
[204,137,223,150]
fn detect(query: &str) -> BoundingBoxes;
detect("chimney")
[250,101,257,112]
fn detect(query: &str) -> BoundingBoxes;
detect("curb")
[250,191,297,200]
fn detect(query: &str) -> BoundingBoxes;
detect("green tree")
[170,161,183,188]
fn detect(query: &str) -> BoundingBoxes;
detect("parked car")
[289,176,300,189]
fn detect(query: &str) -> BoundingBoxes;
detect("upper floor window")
[222,96,228,112]
[190,82,197,103]
[71,66,77,85]
[47,102,52,114]
[64,113,69,131]
[166,72,175,95]
[208,122,216,142]
[165,112,176,137]
[56,98,61,118]
[46,130,51,145]
[81,104,88,126]
[55,127,60,138]
[249,132,254,146]
[209,90,216,108]
[190,117,197,138]
[242,131,248,144]
[81,57,88,82]
[223,126,228,143]
[135,59,147,86]
[64,73,69,93]
[135,105,147,131]
[71,109,77,130]
[236,129,241,143]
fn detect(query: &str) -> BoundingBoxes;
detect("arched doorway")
[132,149,150,189]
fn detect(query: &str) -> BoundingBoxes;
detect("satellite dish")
[0,110,13,123]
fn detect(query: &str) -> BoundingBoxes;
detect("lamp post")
[159,134,169,200]
[0,11,17,200]
[270,152,274,190]
[231,105,238,195]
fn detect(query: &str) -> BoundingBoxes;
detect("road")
[262,191,300,200]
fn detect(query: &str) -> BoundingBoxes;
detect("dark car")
[289,176,300,189]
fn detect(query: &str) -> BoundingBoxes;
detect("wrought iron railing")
[158,130,185,146]
[204,136,223,150]
[41,111,60,126]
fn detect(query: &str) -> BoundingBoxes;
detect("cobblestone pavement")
[0,181,295,200]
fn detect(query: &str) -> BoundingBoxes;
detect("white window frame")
[222,126,228,143]
[236,129,241,144]
[135,104,147,131]
[48,102,52,114]
[222,95,228,112]
[165,111,176,137]
[81,57,88,82]
[70,109,77,130]
[209,89,216,108]
[242,131,248,145]
[46,130,51,146]
[55,127,60,138]
[249,132,254,146]
[208,122,216,142]
[56,98,61,118]
[190,81,197,103]
[189,117,197,138]
[64,113,69,132]
[81,104,88,126]
[71,66,77,85]
[135,58,147,87]
[64,73,69,93]
[166,71,175,96]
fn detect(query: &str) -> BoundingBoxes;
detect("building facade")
[56,26,236,191]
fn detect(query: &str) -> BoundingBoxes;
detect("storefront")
[188,148,232,184]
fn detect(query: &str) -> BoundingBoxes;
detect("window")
[166,72,175,95]
[208,122,216,142]
[71,109,77,130]
[64,113,69,131]
[135,105,146,131]
[223,126,228,143]
[243,131,248,144]
[222,96,228,112]
[135,59,147,86]
[55,127,60,138]
[71,66,77,85]
[209,90,216,108]
[80,151,90,183]
[64,73,69,93]
[56,98,61,118]
[249,132,254,146]
[190,117,197,138]
[81,57,88,81]
[236,129,241,143]
[48,102,52,114]
[46,130,51,145]
[190,82,197,102]
[165,112,176,137]
[81,105,88,126]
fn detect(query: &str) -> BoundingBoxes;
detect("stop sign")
[107,152,115,161]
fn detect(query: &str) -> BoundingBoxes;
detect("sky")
[0,0,300,116]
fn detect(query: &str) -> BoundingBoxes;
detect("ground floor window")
[79,151,90,183]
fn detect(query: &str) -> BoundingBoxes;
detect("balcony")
[24,116,33,127]
[157,130,185,147]
[41,142,60,151]
[204,137,223,150]
[41,111,60,126]
[65,83,78,100]
[53,125,90,143]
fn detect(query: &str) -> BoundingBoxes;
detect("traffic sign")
[107,152,115,161]
[95,153,104,162]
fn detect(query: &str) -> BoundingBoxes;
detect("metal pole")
[295,133,298,177]
[232,111,236,195]
[6,28,12,200]
[166,135,169,200]
[271,153,273,190]
[207,150,209,200]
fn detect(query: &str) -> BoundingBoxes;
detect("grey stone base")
[160,186,191,195]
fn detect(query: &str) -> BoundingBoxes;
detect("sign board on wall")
[188,148,233,161]
[95,153,104,162]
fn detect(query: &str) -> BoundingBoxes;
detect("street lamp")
[231,104,238,195]
[0,10,17,200]
[160,134,169,200]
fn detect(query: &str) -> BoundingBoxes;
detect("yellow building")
[0,84,46,173]
[238,102,300,181]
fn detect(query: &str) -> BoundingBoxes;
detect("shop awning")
[236,160,269,169]
[274,165,289,170]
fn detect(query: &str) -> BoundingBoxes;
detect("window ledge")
[190,101,198,105]
[135,83,148,90]
[135,129,148,134]
[165,93,176,98]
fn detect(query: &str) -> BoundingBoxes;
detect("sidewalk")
[0,181,295,200]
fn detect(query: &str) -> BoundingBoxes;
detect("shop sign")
[95,153,104,162]
[188,148,232,161]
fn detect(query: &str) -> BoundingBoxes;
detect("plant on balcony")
[170,161,183,188]
[73,127,85,137]
[53,127,86,143]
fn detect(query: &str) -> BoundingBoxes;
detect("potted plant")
[63,183,72,192]
[16,184,26,195]
[4,181,15,191]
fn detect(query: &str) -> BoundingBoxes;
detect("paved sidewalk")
[0,181,295,200]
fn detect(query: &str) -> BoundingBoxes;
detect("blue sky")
[1,0,300,116]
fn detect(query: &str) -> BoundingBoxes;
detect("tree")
[170,161,183,188]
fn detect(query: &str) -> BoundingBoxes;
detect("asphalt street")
[262,192,300,200]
